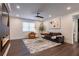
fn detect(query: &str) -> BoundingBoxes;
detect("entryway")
[73,15,79,44]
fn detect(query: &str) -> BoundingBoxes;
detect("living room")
[0,3,79,56]
[10,3,74,43]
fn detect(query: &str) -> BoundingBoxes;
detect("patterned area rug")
[23,38,61,54]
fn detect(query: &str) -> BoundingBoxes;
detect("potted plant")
[39,22,45,33]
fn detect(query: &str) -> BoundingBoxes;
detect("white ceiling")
[9,3,79,21]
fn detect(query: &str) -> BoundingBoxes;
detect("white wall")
[44,17,61,33]
[10,17,41,40]
[61,15,73,44]
[10,17,26,39]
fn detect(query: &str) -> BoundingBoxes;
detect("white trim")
[3,43,10,56]
[7,3,12,12]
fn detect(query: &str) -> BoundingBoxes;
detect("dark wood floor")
[6,39,79,56]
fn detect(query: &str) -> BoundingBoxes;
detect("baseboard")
[11,38,28,40]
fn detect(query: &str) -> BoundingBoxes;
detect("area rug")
[23,38,61,54]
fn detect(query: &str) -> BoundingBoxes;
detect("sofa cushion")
[51,32,61,35]
[56,35,63,37]
[41,35,45,37]
[51,36,56,39]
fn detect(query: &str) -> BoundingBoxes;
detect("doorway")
[78,19,79,43]
[73,16,78,44]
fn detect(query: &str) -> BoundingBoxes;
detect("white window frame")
[22,22,35,32]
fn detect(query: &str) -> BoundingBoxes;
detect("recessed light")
[16,5,20,9]
[67,6,71,10]
[16,14,19,17]
[49,15,52,17]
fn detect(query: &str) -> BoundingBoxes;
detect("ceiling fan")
[35,12,44,18]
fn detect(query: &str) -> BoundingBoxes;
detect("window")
[22,22,35,32]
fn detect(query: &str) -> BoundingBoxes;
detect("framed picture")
[50,17,61,29]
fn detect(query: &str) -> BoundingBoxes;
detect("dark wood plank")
[7,40,31,56]
[6,39,79,56]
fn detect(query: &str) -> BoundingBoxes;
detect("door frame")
[73,15,78,43]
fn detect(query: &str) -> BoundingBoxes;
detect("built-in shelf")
[2,36,9,47]
[0,3,10,56]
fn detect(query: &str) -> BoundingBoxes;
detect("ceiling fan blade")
[35,15,44,18]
